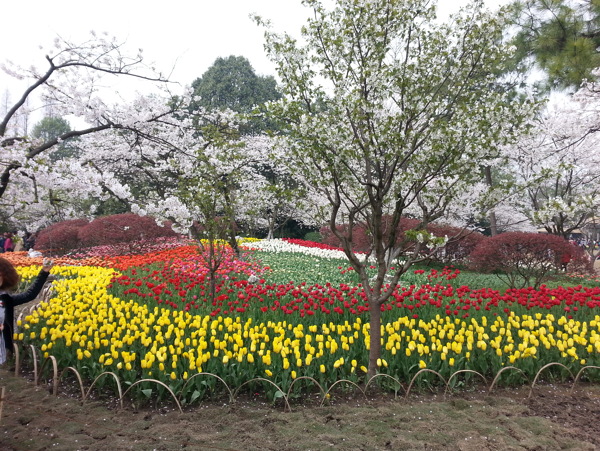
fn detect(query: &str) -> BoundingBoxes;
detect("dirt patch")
[1,367,599,451]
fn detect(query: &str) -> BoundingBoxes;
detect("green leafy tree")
[257,0,537,378]
[190,56,306,235]
[30,116,79,160]
[191,56,282,134]
[509,0,600,91]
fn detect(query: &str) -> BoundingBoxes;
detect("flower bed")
[10,239,600,404]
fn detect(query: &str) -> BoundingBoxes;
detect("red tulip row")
[108,249,600,322]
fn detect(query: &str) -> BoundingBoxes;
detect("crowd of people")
[0,231,35,253]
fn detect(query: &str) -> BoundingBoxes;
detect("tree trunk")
[207,239,217,302]
[484,166,498,236]
[227,225,240,258]
[367,299,383,379]
[488,210,498,237]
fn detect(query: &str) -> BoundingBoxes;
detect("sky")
[0,0,510,118]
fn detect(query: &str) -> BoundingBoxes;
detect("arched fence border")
[12,343,600,412]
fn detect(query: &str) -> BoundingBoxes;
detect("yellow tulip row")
[16,266,600,382]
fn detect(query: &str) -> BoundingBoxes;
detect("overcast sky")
[1,0,509,112]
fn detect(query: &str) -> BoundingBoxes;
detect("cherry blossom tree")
[504,82,600,253]
[57,93,314,299]
[0,32,174,229]
[257,0,538,377]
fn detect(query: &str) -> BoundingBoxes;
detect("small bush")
[468,232,581,289]
[564,243,594,275]
[35,219,89,255]
[303,231,322,243]
[77,213,178,254]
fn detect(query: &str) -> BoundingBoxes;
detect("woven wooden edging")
[12,342,598,412]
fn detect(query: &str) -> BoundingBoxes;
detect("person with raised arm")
[0,257,54,364]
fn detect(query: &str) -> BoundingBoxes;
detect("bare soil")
[4,277,600,451]
[1,366,600,451]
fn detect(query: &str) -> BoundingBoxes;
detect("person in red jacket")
[560,251,571,272]
[0,257,53,364]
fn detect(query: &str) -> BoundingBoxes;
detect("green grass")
[252,250,600,292]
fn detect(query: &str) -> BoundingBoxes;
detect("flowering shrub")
[35,218,89,255]
[468,232,583,289]
[67,237,187,260]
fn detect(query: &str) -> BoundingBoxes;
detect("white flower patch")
[243,238,373,262]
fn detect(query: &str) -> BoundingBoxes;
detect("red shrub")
[320,217,483,263]
[320,223,355,249]
[564,242,595,275]
[468,232,584,289]
[77,213,178,253]
[427,224,486,264]
[320,217,420,253]
[35,219,89,255]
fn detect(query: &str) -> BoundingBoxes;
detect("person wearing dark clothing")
[23,232,35,251]
[0,257,53,363]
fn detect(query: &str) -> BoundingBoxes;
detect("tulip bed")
[11,238,600,404]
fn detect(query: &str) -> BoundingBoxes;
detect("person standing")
[13,232,24,252]
[0,257,53,364]
[23,232,35,251]
[3,232,14,252]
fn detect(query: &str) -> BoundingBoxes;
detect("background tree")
[501,67,600,262]
[191,55,282,134]
[509,0,600,91]
[31,116,79,160]
[188,56,311,237]
[0,32,174,231]
[60,93,299,262]
[257,0,538,378]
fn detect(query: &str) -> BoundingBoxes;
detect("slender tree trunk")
[484,166,498,236]
[227,225,240,258]
[267,213,274,239]
[208,240,217,302]
[367,300,382,379]
[488,211,498,237]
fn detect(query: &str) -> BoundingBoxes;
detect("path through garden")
[1,365,600,450]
